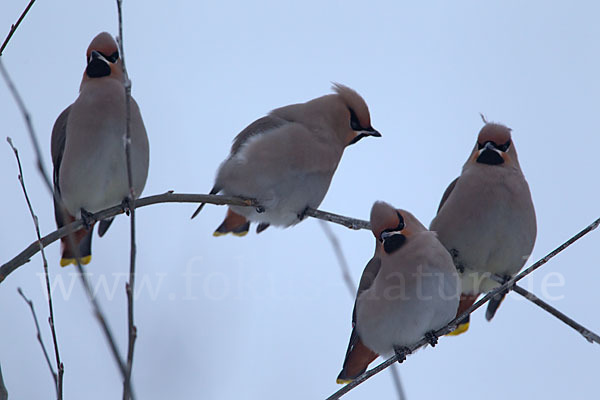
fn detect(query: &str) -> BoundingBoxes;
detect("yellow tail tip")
[232,230,248,237]
[213,231,228,237]
[336,378,352,385]
[447,322,470,336]
[60,258,73,267]
[60,255,92,267]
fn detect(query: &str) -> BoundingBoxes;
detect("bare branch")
[512,285,600,344]
[389,368,407,400]
[306,208,370,230]
[72,261,133,398]
[318,221,356,296]
[17,287,57,388]
[0,193,368,282]
[325,215,600,400]
[7,137,63,399]
[0,362,8,400]
[0,60,53,193]
[115,1,137,398]
[0,0,36,56]
[490,277,600,344]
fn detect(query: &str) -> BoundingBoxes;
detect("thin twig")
[512,285,600,344]
[7,138,63,399]
[0,362,8,400]
[325,216,600,400]
[0,0,36,56]
[306,208,370,230]
[389,368,407,400]
[318,221,356,296]
[115,1,137,398]
[17,288,57,387]
[0,60,53,193]
[72,260,133,397]
[489,276,600,344]
[0,192,367,282]
[319,221,406,400]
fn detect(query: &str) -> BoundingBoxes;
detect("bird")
[336,201,460,383]
[51,31,149,266]
[191,84,381,236]
[429,122,536,335]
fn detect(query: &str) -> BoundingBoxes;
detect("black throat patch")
[383,234,406,254]
[86,59,111,78]
[476,149,504,165]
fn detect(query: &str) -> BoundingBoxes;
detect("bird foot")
[393,346,411,363]
[121,197,133,216]
[80,208,95,229]
[449,249,465,273]
[297,206,310,221]
[425,331,438,347]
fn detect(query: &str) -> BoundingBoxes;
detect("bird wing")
[50,106,71,228]
[230,115,287,156]
[436,177,459,213]
[337,256,382,383]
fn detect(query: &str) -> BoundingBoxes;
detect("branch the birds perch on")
[0,192,370,282]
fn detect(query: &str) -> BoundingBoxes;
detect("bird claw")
[449,249,465,273]
[80,208,95,229]
[393,346,411,363]
[121,197,133,216]
[297,206,309,221]
[425,331,438,347]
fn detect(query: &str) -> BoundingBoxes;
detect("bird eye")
[478,140,511,152]
[105,51,120,63]
[496,140,511,152]
[349,107,361,131]
[395,212,405,231]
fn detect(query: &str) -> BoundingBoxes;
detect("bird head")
[83,32,122,81]
[331,83,381,146]
[469,123,517,167]
[369,202,425,255]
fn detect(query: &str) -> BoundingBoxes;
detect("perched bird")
[337,201,459,383]
[191,84,381,236]
[51,32,149,266]
[429,122,536,335]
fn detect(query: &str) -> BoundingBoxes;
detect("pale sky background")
[1,1,599,399]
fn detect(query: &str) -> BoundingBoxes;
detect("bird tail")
[213,208,250,237]
[191,186,220,219]
[447,293,479,336]
[60,225,94,267]
[485,290,507,321]
[336,328,378,384]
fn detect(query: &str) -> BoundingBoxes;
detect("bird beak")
[381,230,401,240]
[479,141,501,156]
[88,50,108,64]
[348,128,381,146]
